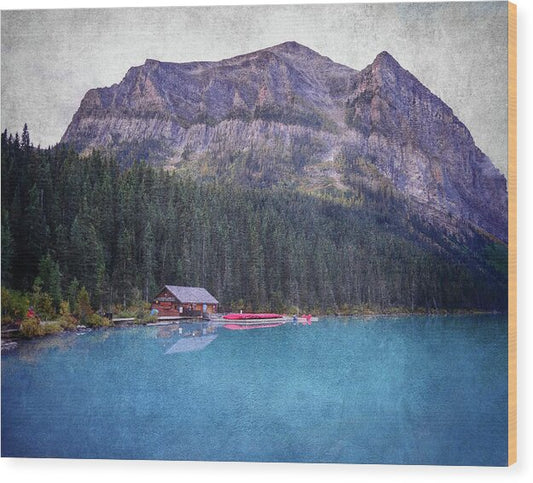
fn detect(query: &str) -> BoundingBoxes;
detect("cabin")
[151,285,219,317]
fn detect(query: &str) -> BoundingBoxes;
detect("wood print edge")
[507,0,517,467]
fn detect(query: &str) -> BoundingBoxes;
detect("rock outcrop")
[61,41,507,242]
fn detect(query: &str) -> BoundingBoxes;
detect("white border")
[1,1,531,482]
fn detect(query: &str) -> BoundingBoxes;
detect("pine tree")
[21,123,30,152]
[76,286,93,323]
[1,210,14,285]
[37,253,62,308]
[66,279,80,316]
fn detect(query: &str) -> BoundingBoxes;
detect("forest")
[1,125,507,325]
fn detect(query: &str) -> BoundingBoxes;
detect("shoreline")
[1,311,507,350]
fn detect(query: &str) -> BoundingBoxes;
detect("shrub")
[86,313,111,328]
[58,301,77,330]
[113,301,150,319]
[1,287,30,325]
[112,304,136,318]
[134,308,158,324]
[42,322,63,335]
[19,318,44,338]
[76,287,93,322]
[33,291,56,320]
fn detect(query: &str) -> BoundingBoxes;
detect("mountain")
[61,41,507,243]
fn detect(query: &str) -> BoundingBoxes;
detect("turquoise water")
[1,315,507,465]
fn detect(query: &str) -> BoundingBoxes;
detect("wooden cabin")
[151,285,219,317]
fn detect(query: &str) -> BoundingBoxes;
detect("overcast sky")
[1,0,509,174]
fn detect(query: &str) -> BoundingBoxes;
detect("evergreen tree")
[0,129,508,313]
[1,210,14,285]
[76,286,93,323]
[37,253,62,308]
[66,279,80,316]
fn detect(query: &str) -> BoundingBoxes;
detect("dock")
[112,315,201,325]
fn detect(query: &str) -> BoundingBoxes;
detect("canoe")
[222,313,284,320]
[293,316,319,324]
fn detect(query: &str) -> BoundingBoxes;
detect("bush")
[76,287,93,322]
[1,287,30,325]
[19,318,44,338]
[33,291,56,320]
[19,318,63,338]
[86,313,111,328]
[58,301,77,330]
[134,308,158,324]
[42,322,63,335]
[112,304,136,318]
[113,301,150,319]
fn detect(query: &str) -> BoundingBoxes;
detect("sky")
[1,0,509,174]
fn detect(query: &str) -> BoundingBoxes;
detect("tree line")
[1,125,507,322]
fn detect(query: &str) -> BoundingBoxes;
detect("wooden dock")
[112,315,201,325]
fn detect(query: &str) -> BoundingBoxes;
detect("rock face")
[61,41,507,242]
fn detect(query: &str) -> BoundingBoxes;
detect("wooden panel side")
[507,0,517,467]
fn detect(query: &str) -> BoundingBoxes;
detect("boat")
[208,312,317,329]
[292,315,318,325]
[222,313,284,320]
[208,312,289,329]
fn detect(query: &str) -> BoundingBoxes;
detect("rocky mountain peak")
[266,41,336,62]
[140,58,163,72]
[271,40,308,51]
[61,42,508,243]
[372,51,401,69]
[264,40,316,56]
[235,41,323,60]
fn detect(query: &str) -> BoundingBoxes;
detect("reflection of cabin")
[151,285,219,317]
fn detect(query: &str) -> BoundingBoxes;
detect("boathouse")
[151,285,219,316]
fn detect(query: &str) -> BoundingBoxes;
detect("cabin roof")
[163,285,219,304]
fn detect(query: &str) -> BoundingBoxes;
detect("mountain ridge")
[61,42,507,243]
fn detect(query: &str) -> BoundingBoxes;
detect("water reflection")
[12,328,115,363]
[160,322,219,354]
[14,334,79,364]
[165,334,218,354]
[2,315,507,464]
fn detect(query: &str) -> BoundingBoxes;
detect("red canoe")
[222,313,284,320]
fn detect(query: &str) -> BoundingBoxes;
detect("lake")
[1,315,508,465]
